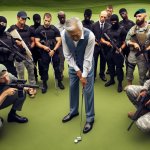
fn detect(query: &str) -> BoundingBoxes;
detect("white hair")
[65,17,83,31]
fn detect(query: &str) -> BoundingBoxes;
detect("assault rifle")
[104,33,125,58]
[127,94,150,131]
[0,39,32,64]
[1,79,40,98]
[134,39,150,68]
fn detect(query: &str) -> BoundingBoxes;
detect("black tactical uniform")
[103,14,127,92]
[82,9,94,31]
[0,16,17,77]
[35,25,64,92]
[30,14,42,82]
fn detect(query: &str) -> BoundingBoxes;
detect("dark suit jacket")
[91,21,111,41]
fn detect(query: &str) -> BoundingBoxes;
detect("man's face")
[136,14,145,26]
[84,15,91,21]
[120,11,128,20]
[0,71,10,84]
[44,16,51,28]
[58,14,66,24]
[17,17,26,26]
[34,19,41,25]
[100,12,107,23]
[106,8,113,17]
[68,25,82,41]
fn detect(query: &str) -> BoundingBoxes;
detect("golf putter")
[51,56,59,95]
[74,88,84,144]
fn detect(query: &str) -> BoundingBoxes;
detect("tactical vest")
[107,26,125,48]
[10,25,32,48]
[64,28,90,71]
[39,25,57,49]
[130,24,150,47]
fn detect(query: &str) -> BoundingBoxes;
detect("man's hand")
[139,90,148,97]
[145,99,150,106]
[133,43,140,50]
[28,88,37,95]
[4,88,17,96]
[16,40,23,47]
[43,46,51,52]
[48,50,55,57]
[80,77,87,88]
[76,70,82,79]
[106,41,112,47]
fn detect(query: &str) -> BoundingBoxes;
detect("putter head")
[76,136,82,141]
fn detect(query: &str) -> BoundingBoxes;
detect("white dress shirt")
[61,28,95,78]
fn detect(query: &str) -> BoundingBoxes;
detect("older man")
[61,17,95,134]
[92,10,111,81]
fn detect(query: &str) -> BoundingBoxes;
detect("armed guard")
[101,14,127,93]
[35,13,65,93]
[0,16,17,77]
[30,14,42,82]
[7,11,36,89]
[119,8,135,73]
[126,9,150,86]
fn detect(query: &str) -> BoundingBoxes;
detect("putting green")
[0,1,150,150]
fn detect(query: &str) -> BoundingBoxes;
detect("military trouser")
[127,60,148,85]
[107,52,124,82]
[0,90,26,111]
[31,47,42,80]
[126,85,143,107]
[40,51,61,81]
[126,85,150,132]
[15,56,36,85]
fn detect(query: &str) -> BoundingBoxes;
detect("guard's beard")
[136,19,145,26]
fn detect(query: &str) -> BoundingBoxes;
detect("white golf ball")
[74,139,78,143]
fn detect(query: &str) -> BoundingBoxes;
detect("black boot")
[117,82,123,93]
[7,109,28,123]
[58,81,65,90]
[42,81,48,93]
[105,79,115,87]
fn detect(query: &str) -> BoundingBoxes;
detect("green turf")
[0,1,150,150]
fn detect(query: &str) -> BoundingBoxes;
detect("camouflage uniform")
[126,79,150,132]
[126,23,150,85]
[7,25,36,85]
[15,57,35,85]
